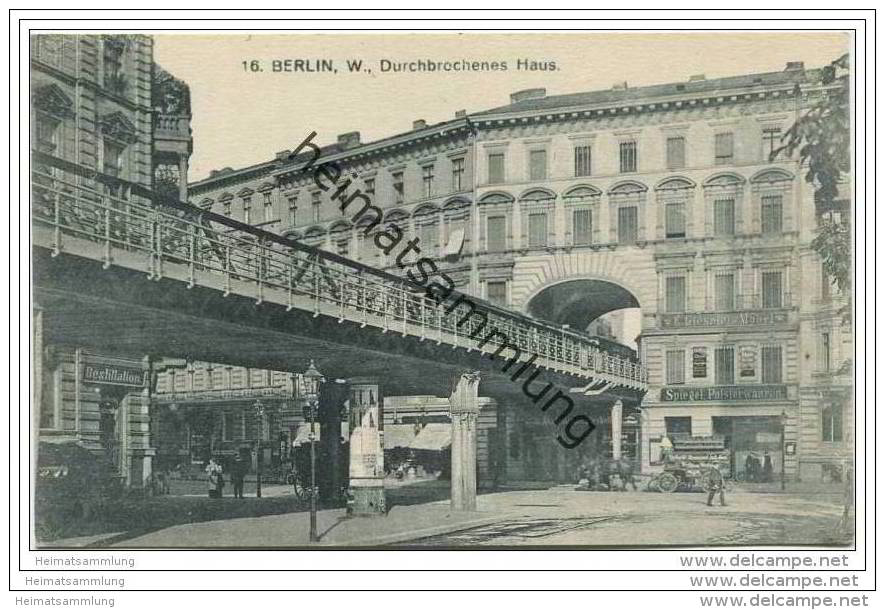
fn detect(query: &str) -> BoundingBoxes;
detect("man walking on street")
[231,454,247,499]
[706,464,727,507]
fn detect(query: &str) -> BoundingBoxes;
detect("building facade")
[187,62,852,482]
[31,34,193,487]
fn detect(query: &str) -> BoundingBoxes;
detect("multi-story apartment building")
[31,34,193,487]
[185,61,851,482]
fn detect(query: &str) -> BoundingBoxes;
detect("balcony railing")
[153,114,191,139]
[31,151,648,391]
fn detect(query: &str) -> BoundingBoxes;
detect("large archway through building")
[525,278,642,349]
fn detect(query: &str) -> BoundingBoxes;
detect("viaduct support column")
[450,372,481,511]
[611,399,623,461]
[348,378,386,515]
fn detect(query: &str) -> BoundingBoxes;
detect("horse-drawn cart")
[650,435,729,493]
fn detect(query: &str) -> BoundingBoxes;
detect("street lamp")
[254,399,265,498]
[780,409,787,492]
[302,359,324,543]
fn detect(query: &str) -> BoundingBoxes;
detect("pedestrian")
[206,458,224,499]
[762,451,773,483]
[231,454,247,499]
[706,465,727,507]
[744,453,755,482]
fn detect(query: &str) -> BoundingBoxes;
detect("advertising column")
[348,378,385,515]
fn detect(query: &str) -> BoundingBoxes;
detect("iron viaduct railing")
[31,151,648,391]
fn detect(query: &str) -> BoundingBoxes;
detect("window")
[223,199,231,217]
[102,37,126,94]
[287,195,298,226]
[336,237,350,257]
[392,171,404,203]
[529,150,547,181]
[665,416,692,437]
[666,350,686,385]
[761,271,783,309]
[665,276,686,313]
[573,209,592,246]
[715,132,734,165]
[242,197,252,225]
[528,213,548,248]
[821,264,832,300]
[418,222,438,251]
[223,412,236,442]
[102,139,125,177]
[487,215,506,252]
[422,164,434,198]
[761,346,783,383]
[40,365,61,430]
[487,281,507,307]
[713,198,735,236]
[761,194,783,234]
[821,403,843,442]
[311,192,321,222]
[488,153,505,184]
[665,202,686,238]
[714,273,735,311]
[666,136,686,169]
[820,332,831,372]
[36,114,60,154]
[619,140,637,173]
[763,127,783,161]
[263,192,273,223]
[574,145,592,177]
[715,347,735,384]
[364,177,375,197]
[618,206,638,244]
[451,158,465,191]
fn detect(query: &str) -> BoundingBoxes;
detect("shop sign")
[82,363,146,387]
[740,346,757,378]
[660,384,787,402]
[692,347,708,378]
[661,310,790,329]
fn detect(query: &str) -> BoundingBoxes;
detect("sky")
[154,32,852,182]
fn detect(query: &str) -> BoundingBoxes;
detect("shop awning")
[442,228,465,257]
[383,424,419,450]
[292,422,349,446]
[410,423,452,451]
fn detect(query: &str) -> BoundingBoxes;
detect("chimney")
[275,149,292,162]
[689,74,706,81]
[784,61,805,72]
[509,87,546,104]
[412,119,427,130]
[455,109,467,118]
[337,131,361,150]
[612,81,628,90]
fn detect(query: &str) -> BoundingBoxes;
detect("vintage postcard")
[28,30,856,551]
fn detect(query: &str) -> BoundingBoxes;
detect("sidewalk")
[108,499,510,548]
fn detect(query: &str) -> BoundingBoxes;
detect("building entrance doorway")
[712,416,783,482]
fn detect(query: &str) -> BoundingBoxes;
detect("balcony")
[153,114,192,141]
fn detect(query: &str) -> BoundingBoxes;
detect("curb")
[318,513,513,547]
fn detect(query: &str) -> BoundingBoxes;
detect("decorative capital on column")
[450,371,481,414]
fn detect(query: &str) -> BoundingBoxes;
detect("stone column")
[348,378,386,515]
[450,372,481,511]
[611,399,623,461]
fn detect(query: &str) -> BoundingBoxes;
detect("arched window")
[751,169,794,236]
[519,189,556,249]
[563,185,602,246]
[655,177,695,240]
[703,173,746,238]
[608,181,648,245]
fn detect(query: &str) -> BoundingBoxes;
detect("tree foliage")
[772,54,851,324]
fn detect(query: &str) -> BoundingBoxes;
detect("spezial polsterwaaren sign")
[660,384,788,402]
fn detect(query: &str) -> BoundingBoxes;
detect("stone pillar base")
[349,484,386,516]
